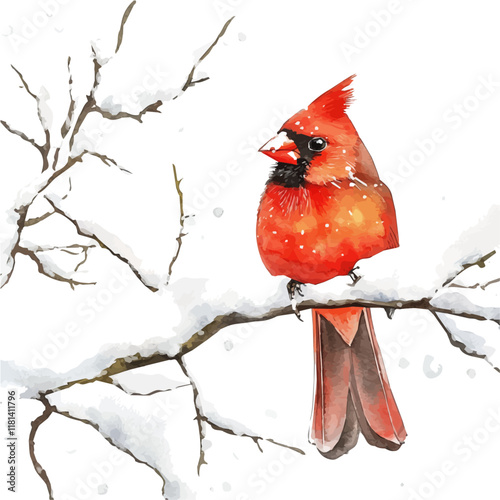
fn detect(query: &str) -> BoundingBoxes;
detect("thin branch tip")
[166,164,186,283]
[116,1,137,53]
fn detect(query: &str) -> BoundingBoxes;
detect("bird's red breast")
[257,178,398,284]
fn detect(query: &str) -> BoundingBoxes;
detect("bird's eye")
[308,137,327,152]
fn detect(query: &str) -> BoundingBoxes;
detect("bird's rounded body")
[257,178,398,284]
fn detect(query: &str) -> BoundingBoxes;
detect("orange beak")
[259,132,300,165]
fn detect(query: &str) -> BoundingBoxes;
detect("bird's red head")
[259,75,379,184]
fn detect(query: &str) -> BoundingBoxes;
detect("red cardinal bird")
[256,75,406,459]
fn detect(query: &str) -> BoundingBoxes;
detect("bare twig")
[94,15,235,122]
[201,417,305,455]
[1,66,51,169]
[29,396,55,500]
[60,56,76,141]
[179,17,235,93]
[25,211,54,227]
[115,1,137,53]
[61,177,73,200]
[442,250,496,287]
[11,65,39,101]
[166,164,186,284]
[11,65,51,170]
[74,246,90,272]
[67,48,102,151]
[51,56,75,170]
[87,151,132,173]
[188,77,210,86]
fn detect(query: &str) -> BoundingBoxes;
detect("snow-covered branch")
[10,65,51,136]
[44,395,170,498]
[44,196,159,292]
[10,65,51,169]
[177,356,304,476]
[0,3,234,290]
[26,246,497,401]
[177,358,208,474]
[177,250,499,355]
[1,64,51,173]
[16,244,97,289]
[0,119,44,154]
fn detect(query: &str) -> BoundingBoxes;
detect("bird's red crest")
[308,74,355,119]
[280,75,356,136]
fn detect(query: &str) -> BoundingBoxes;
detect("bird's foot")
[348,267,361,286]
[287,279,305,322]
[384,307,396,319]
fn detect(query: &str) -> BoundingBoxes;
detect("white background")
[1,0,500,499]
